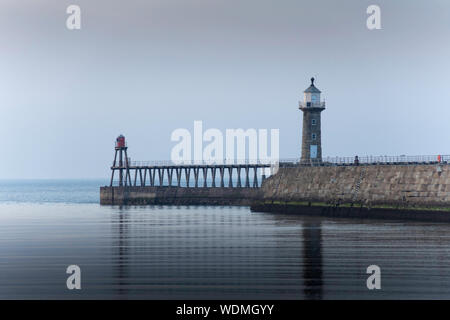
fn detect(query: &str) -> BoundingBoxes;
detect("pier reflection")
[5,203,450,299]
[109,206,306,299]
[110,208,450,300]
[112,207,130,295]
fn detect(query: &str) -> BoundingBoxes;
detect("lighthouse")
[110,135,131,186]
[299,78,326,164]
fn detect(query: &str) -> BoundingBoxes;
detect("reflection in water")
[2,203,450,299]
[109,206,303,299]
[303,222,322,300]
[113,207,129,295]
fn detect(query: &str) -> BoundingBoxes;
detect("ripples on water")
[0,180,450,299]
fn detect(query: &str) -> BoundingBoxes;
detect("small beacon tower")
[110,135,131,187]
[299,78,325,164]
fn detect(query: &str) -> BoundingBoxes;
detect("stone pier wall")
[259,164,450,208]
[100,186,261,206]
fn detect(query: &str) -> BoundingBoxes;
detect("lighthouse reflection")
[302,222,323,299]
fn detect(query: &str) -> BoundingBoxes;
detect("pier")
[100,78,450,220]
[101,135,276,205]
[109,135,274,189]
[102,136,450,209]
[110,161,272,189]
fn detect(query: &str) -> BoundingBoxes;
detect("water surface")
[0,180,450,299]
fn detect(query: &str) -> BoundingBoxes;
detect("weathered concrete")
[251,164,450,220]
[259,164,450,207]
[100,186,261,206]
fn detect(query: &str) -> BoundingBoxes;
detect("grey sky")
[1,0,450,178]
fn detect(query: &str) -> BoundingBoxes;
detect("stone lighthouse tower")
[299,78,326,164]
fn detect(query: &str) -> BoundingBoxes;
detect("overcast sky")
[1,0,449,179]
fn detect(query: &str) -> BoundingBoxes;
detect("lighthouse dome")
[304,77,321,93]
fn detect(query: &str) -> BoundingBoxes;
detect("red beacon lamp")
[111,135,130,187]
[116,135,126,149]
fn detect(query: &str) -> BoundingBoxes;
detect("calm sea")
[0,180,450,299]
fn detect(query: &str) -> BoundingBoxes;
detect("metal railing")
[293,155,450,166]
[125,159,279,167]
[116,155,450,168]
[298,101,326,108]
